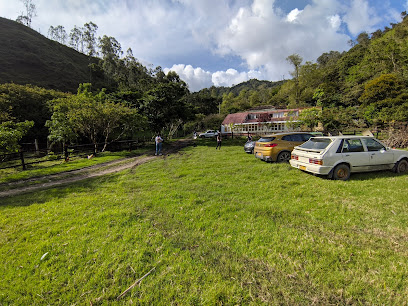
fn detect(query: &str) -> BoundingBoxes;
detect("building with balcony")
[221,107,306,136]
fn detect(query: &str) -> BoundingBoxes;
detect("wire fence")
[0,139,145,171]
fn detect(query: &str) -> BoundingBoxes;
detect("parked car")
[244,140,256,154]
[254,132,313,162]
[199,130,219,138]
[290,136,408,180]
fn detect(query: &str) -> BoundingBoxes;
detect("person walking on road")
[216,133,222,150]
[155,134,163,155]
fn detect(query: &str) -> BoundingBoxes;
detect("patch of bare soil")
[0,139,192,198]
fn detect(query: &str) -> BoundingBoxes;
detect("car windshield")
[299,138,332,150]
[257,137,275,142]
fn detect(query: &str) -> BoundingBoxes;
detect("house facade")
[221,107,305,136]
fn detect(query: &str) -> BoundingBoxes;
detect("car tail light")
[291,154,298,160]
[264,143,278,148]
[309,158,323,165]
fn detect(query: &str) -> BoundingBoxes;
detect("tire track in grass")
[0,139,192,198]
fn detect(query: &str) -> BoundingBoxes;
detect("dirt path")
[0,139,192,198]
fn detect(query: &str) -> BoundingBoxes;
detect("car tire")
[277,151,291,162]
[332,164,350,181]
[393,159,408,174]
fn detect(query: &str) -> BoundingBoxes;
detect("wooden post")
[64,144,69,161]
[19,149,26,170]
[34,139,40,156]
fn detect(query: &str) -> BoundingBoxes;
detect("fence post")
[19,148,26,170]
[64,144,69,161]
[34,139,40,156]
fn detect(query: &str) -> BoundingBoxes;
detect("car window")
[342,139,364,153]
[282,135,293,141]
[290,134,304,142]
[300,138,332,150]
[258,137,275,142]
[301,134,313,141]
[361,138,386,151]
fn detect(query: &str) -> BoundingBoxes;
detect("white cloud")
[287,8,302,22]
[164,64,213,92]
[343,0,381,35]
[165,64,266,91]
[212,69,257,87]
[329,14,342,29]
[216,0,350,81]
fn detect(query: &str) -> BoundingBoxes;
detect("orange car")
[254,132,313,162]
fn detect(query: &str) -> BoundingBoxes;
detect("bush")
[383,125,408,148]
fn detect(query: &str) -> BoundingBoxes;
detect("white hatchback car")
[290,136,408,180]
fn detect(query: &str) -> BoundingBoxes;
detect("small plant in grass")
[46,151,59,160]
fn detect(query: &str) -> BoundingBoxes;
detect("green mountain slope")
[0,17,104,92]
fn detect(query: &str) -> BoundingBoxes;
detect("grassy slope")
[0,17,103,92]
[0,141,407,304]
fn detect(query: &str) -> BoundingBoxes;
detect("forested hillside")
[0,17,107,92]
[219,12,408,132]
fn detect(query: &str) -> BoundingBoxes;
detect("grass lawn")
[0,148,150,184]
[1,139,407,304]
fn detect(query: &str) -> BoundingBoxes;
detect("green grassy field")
[1,140,407,304]
[0,148,150,185]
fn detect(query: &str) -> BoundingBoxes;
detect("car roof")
[262,132,313,137]
[313,135,375,139]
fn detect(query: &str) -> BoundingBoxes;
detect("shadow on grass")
[191,137,248,148]
[0,174,119,208]
[298,168,404,181]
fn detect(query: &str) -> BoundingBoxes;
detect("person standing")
[216,133,222,150]
[155,134,163,155]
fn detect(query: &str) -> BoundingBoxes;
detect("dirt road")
[0,139,192,198]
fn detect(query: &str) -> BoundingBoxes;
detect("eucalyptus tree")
[69,26,84,52]
[83,22,99,57]
[286,54,303,104]
[98,35,123,85]
[16,0,36,28]
[48,25,67,44]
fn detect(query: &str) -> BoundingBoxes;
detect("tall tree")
[48,25,67,44]
[16,0,36,28]
[141,72,189,133]
[83,22,98,57]
[98,35,123,85]
[69,26,84,52]
[286,54,303,104]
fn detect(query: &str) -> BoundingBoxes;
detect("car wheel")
[277,151,291,162]
[332,164,350,181]
[394,159,408,174]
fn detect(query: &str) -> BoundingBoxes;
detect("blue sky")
[1,0,407,91]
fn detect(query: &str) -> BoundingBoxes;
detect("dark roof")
[222,112,249,125]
